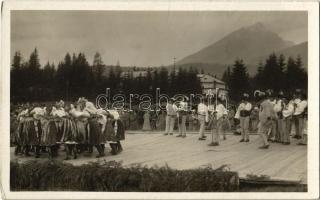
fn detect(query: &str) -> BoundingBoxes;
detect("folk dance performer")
[256,90,274,149]
[82,98,107,158]
[292,90,308,140]
[208,97,227,146]
[105,109,125,155]
[237,93,252,142]
[197,98,209,140]
[29,104,46,158]
[71,99,90,153]
[40,105,59,158]
[273,92,284,143]
[177,96,188,138]
[15,107,31,156]
[59,104,79,160]
[164,98,178,136]
[281,96,295,145]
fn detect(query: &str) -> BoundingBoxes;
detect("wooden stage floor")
[10,131,307,184]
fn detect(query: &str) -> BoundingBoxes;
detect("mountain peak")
[244,22,267,32]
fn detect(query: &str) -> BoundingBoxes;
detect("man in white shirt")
[177,97,188,138]
[208,98,227,146]
[292,91,307,139]
[282,96,295,144]
[164,98,178,136]
[273,92,284,142]
[238,93,252,142]
[197,98,209,140]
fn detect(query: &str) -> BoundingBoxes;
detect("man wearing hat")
[257,90,274,149]
[177,96,189,138]
[237,93,252,142]
[292,89,307,139]
[208,97,227,146]
[197,97,209,140]
[281,94,295,145]
[273,91,285,142]
[164,98,178,135]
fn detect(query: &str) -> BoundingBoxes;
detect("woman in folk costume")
[84,100,107,158]
[70,98,90,153]
[29,104,46,158]
[20,105,40,157]
[142,110,152,131]
[15,106,31,156]
[256,90,275,149]
[237,93,252,142]
[40,104,59,158]
[104,109,125,155]
[52,100,66,142]
[59,104,78,160]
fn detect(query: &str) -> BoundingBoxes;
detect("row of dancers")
[163,89,308,149]
[13,97,125,159]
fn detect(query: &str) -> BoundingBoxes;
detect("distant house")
[120,71,148,79]
[197,74,226,95]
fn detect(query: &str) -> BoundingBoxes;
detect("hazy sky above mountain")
[11,11,307,67]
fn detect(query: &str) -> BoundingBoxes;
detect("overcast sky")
[11,11,307,67]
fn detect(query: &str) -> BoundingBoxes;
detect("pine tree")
[92,52,106,93]
[11,51,23,101]
[229,59,250,101]
[285,55,307,93]
[222,66,231,88]
[158,67,169,94]
[253,60,264,90]
[27,48,42,87]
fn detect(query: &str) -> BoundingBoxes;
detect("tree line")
[222,53,307,101]
[10,49,202,103]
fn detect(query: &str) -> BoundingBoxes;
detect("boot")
[64,145,71,160]
[100,144,105,152]
[24,145,31,156]
[35,145,40,158]
[117,141,123,153]
[88,145,93,153]
[95,145,105,158]
[15,145,21,155]
[109,143,118,155]
[72,145,78,159]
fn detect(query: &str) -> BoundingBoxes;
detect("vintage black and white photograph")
[1,1,319,199]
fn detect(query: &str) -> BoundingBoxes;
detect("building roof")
[197,74,225,84]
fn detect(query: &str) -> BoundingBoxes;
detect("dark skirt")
[88,118,103,145]
[15,121,24,145]
[74,120,88,144]
[21,118,39,146]
[104,120,117,142]
[55,120,64,142]
[104,120,125,142]
[116,120,125,141]
[61,118,77,143]
[40,119,58,146]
